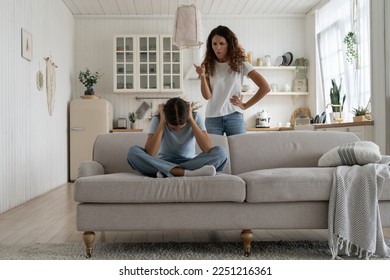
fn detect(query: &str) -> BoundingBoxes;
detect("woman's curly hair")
[202,25,247,77]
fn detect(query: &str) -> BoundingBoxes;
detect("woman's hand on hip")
[230,95,246,110]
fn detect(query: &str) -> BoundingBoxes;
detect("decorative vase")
[84,87,94,95]
[130,122,135,129]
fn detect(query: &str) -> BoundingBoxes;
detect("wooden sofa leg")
[83,231,95,258]
[241,229,253,257]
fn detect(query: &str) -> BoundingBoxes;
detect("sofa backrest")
[196,133,231,174]
[228,131,360,175]
[93,132,147,174]
[93,132,231,174]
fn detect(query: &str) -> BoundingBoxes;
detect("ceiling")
[62,0,326,16]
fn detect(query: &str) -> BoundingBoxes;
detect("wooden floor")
[1,183,389,245]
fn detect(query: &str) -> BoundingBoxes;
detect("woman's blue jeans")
[205,112,246,136]
[127,145,228,177]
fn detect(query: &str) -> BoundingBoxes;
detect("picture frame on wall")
[21,28,32,61]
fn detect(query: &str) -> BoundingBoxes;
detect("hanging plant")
[343,31,358,64]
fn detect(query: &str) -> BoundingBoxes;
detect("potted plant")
[128,112,136,129]
[352,106,368,122]
[329,78,346,123]
[343,31,358,65]
[79,68,102,95]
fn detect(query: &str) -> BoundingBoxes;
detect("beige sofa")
[74,131,390,257]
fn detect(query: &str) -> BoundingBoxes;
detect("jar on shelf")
[247,51,253,64]
[264,55,271,66]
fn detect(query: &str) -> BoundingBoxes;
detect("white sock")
[184,165,216,177]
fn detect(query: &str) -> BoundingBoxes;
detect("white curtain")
[316,0,370,121]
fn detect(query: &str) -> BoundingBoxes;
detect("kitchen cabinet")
[114,35,182,93]
[314,121,374,141]
[242,66,308,96]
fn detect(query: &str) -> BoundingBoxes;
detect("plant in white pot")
[329,78,346,123]
[79,68,102,95]
[128,112,136,129]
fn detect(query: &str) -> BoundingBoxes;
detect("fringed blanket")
[328,163,390,259]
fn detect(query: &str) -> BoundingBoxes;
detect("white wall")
[74,15,309,130]
[0,0,74,214]
[370,0,388,154]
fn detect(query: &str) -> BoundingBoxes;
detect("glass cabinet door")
[138,36,159,92]
[114,36,135,92]
[160,36,182,92]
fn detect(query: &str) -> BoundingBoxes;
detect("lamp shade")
[173,5,203,48]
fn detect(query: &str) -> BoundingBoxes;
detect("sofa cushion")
[318,141,381,166]
[241,167,390,203]
[241,167,335,203]
[74,173,245,203]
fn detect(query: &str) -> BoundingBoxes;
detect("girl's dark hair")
[202,25,246,77]
[164,97,188,126]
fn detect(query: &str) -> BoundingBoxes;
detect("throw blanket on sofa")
[328,163,390,259]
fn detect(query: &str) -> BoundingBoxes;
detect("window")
[316,0,370,121]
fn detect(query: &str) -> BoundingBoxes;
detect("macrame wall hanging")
[172,4,204,49]
[44,55,58,116]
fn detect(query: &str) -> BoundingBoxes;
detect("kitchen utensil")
[275,56,283,66]
[136,101,150,119]
[256,110,271,128]
[282,52,293,66]
[318,111,326,123]
[116,118,127,129]
[320,111,326,123]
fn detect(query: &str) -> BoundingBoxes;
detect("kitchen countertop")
[247,120,374,131]
[247,127,293,131]
[110,128,143,132]
[312,120,374,128]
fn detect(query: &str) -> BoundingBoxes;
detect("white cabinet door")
[160,35,182,93]
[114,35,136,92]
[138,35,159,92]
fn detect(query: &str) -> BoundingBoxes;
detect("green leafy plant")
[79,68,102,94]
[330,78,346,112]
[352,106,367,116]
[128,112,136,123]
[343,31,358,64]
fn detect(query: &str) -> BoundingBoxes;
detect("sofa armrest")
[77,160,104,178]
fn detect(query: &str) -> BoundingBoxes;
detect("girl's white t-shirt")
[205,60,254,118]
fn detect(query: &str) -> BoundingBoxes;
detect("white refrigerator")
[70,99,113,181]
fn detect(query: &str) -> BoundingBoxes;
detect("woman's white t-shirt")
[205,60,254,118]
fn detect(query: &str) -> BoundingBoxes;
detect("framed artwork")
[21,28,32,61]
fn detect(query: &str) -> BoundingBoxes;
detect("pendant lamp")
[173,4,203,48]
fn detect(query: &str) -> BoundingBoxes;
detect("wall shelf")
[241,91,308,96]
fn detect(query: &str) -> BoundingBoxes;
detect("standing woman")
[194,25,270,136]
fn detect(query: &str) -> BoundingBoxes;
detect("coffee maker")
[256,110,271,128]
